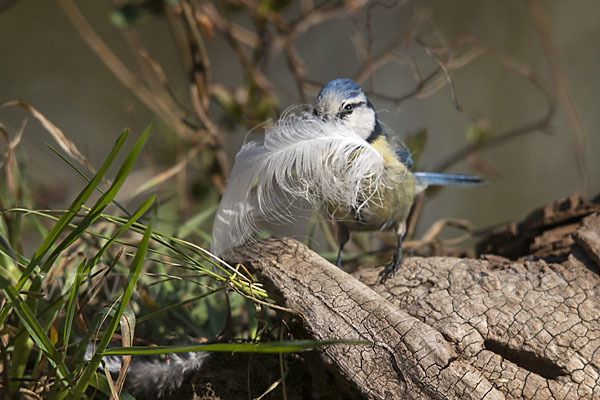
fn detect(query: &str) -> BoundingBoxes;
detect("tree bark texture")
[228,197,600,400]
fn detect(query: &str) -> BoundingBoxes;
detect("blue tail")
[413,172,483,186]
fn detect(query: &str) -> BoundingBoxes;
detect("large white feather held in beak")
[210,108,387,256]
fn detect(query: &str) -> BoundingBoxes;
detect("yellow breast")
[331,136,416,232]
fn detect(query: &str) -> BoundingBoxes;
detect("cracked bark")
[225,196,600,400]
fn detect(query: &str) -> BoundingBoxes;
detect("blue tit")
[312,78,482,280]
[211,78,481,282]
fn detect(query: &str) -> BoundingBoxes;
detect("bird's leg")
[380,222,406,282]
[335,223,350,268]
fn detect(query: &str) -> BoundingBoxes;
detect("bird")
[211,78,482,281]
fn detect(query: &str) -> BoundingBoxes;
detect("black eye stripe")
[337,101,365,119]
[343,101,364,110]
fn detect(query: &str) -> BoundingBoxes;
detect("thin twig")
[283,40,307,103]
[181,0,212,109]
[57,0,197,142]
[525,0,589,196]
[430,33,557,173]
[405,191,424,239]
[353,8,430,84]
[367,68,440,106]
[199,2,273,96]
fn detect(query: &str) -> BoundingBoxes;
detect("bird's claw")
[379,254,402,283]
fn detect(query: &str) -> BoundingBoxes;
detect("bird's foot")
[379,254,402,283]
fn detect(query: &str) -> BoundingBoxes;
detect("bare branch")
[525,0,589,196]
[58,0,200,142]
[353,8,430,84]
[181,0,212,109]
[430,33,557,173]
[198,2,273,96]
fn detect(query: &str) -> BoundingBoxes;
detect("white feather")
[211,108,387,256]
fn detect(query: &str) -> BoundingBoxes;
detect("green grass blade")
[136,285,227,323]
[104,339,370,356]
[0,232,19,279]
[86,373,135,400]
[41,296,67,333]
[69,312,104,370]
[176,204,217,240]
[44,123,154,269]
[2,206,271,300]
[14,129,130,291]
[62,259,86,357]
[46,144,132,218]
[0,131,128,339]
[70,200,155,399]
[0,220,17,263]
[84,195,155,274]
[0,276,73,383]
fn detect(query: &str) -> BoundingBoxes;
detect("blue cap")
[316,78,363,101]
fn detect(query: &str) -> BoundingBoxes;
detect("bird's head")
[313,78,380,141]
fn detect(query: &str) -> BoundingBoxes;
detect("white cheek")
[345,108,375,139]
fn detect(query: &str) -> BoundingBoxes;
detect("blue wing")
[383,128,481,187]
[395,147,414,170]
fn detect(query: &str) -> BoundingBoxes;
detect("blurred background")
[1,0,598,256]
